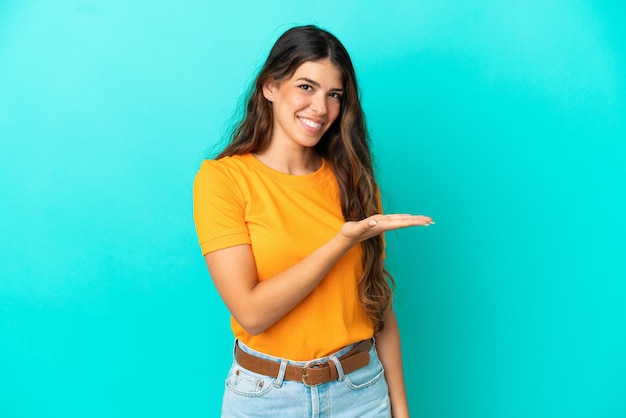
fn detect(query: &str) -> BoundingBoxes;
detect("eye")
[298,84,313,92]
[329,92,343,100]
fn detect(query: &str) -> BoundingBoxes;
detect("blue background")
[1,1,625,417]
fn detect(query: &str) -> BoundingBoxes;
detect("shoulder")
[194,155,250,186]
[193,154,263,207]
[196,155,242,176]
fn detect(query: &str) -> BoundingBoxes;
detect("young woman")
[193,25,433,417]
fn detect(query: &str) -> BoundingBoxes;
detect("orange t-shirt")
[193,153,374,360]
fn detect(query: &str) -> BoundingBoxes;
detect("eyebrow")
[296,77,344,92]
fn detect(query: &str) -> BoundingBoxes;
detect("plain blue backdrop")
[1,1,625,417]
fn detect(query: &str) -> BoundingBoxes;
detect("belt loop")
[274,359,288,388]
[329,354,345,381]
[232,340,239,360]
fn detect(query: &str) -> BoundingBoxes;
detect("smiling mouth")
[298,117,324,129]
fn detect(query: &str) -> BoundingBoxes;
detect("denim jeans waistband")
[235,339,368,366]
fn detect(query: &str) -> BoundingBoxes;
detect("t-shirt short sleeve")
[193,160,250,255]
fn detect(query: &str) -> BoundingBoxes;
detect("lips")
[298,116,324,130]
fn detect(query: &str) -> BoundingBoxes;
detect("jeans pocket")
[343,350,385,390]
[225,363,275,397]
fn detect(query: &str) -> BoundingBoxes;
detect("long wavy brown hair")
[216,25,392,333]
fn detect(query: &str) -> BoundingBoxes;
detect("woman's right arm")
[204,214,433,335]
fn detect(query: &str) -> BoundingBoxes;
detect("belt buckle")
[302,360,325,387]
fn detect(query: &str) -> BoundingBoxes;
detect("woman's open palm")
[340,214,434,244]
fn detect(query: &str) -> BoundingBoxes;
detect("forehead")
[290,59,343,87]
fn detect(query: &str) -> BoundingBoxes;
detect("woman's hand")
[204,213,433,336]
[339,214,434,245]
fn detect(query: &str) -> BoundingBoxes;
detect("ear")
[262,81,277,102]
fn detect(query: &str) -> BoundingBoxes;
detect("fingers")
[366,214,435,230]
[340,213,435,244]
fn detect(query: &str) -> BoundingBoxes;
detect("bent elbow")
[243,326,265,337]
[236,316,271,336]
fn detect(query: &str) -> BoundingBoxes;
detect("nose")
[309,94,327,115]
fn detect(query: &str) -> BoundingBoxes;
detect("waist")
[234,339,373,387]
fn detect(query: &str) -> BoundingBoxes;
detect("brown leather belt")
[234,339,373,387]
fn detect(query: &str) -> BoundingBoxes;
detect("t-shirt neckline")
[237,153,333,187]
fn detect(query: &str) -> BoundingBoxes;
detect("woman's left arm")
[375,307,410,418]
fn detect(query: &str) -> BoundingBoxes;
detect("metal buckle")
[301,360,325,387]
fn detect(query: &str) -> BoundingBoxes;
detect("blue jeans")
[221,340,392,417]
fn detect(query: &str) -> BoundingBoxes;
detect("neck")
[254,144,322,175]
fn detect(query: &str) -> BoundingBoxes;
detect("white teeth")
[300,117,322,129]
